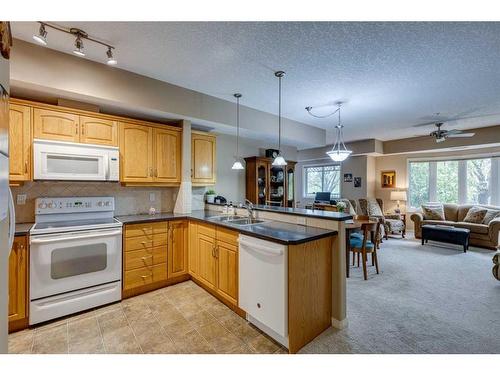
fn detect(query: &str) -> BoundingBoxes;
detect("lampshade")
[272,154,287,166]
[231,160,244,170]
[390,191,407,201]
[327,149,352,162]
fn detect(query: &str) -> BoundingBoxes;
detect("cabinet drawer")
[125,237,153,252]
[217,227,239,246]
[125,222,168,238]
[197,222,216,238]
[124,247,167,270]
[124,263,167,290]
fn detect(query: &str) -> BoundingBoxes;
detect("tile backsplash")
[12,182,178,223]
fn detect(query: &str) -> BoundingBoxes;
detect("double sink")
[208,215,266,226]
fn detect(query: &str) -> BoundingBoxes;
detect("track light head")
[73,34,85,57]
[33,24,48,46]
[106,47,117,65]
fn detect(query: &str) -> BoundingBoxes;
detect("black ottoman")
[421,224,470,252]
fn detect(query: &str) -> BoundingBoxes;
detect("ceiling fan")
[429,122,475,143]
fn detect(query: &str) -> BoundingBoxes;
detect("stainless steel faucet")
[244,199,254,219]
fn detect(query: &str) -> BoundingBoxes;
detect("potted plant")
[336,201,347,213]
[206,189,216,204]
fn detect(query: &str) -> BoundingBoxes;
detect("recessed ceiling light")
[33,24,48,46]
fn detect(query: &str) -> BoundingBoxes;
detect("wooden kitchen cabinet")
[80,115,118,146]
[9,236,28,332]
[9,104,32,184]
[120,122,182,185]
[190,222,239,307]
[216,229,239,305]
[33,108,80,143]
[167,220,188,279]
[188,221,198,276]
[191,131,216,186]
[119,122,154,183]
[154,128,182,184]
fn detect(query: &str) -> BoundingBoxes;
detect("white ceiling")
[11,21,500,143]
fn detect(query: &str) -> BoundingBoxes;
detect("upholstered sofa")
[410,203,500,249]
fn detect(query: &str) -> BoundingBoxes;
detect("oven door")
[33,139,110,181]
[30,228,122,300]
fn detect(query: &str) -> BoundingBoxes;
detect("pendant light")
[326,103,352,162]
[231,93,244,170]
[272,71,287,166]
[73,34,85,57]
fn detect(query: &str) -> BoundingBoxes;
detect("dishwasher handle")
[239,237,284,257]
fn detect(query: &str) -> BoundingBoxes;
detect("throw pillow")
[367,199,383,217]
[463,206,488,224]
[483,209,500,225]
[421,204,445,221]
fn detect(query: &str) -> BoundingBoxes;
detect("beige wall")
[375,145,500,230]
[10,39,326,149]
[11,182,177,223]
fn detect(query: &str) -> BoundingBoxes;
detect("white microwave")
[33,139,119,181]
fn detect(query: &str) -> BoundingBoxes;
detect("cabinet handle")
[82,124,85,135]
[24,161,28,173]
[155,168,158,177]
[75,124,78,134]
[215,245,219,259]
[149,167,153,177]
[212,245,215,258]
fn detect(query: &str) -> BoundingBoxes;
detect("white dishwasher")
[239,235,288,347]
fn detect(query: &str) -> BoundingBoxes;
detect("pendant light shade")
[33,24,48,45]
[231,93,245,170]
[326,104,352,162]
[273,71,287,166]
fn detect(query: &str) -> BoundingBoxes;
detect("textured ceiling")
[11,21,500,143]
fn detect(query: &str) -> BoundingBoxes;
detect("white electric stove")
[29,197,123,325]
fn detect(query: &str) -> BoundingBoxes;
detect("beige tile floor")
[9,280,288,354]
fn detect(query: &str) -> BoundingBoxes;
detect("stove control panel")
[35,197,115,215]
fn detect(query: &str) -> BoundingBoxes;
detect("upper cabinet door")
[33,108,80,143]
[119,122,153,182]
[80,116,118,146]
[191,132,216,185]
[9,104,31,182]
[154,128,181,183]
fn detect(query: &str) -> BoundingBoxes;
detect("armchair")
[358,198,405,239]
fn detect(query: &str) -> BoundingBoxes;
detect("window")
[303,165,341,198]
[408,156,500,209]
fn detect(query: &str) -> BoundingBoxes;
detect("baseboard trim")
[331,317,348,329]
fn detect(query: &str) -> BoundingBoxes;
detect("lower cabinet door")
[197,233,217,289]
[216,240,238,305]
[168,220,188,279]
[9,236,28,324]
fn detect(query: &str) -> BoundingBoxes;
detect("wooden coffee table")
[421,224,470,252]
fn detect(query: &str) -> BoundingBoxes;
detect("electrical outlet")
[149,192,155,202]
[17,194,27,205]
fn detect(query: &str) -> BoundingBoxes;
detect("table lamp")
[390,190,407,213]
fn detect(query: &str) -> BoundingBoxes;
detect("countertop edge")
[116,213,338,245]
[205,203,353,221]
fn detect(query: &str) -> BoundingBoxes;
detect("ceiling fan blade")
[413,121,445,128]
[447,133,475,138]
[444,129,463,135]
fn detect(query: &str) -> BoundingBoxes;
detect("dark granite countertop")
[206,203,353,221]
[116,210,337,245]
[15,223,34,236]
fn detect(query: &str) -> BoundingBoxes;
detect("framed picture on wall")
[343,173,353,182]
[381,170,396,188]
[354,177,362,188]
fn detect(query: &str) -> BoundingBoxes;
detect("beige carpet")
[301,236,500,353]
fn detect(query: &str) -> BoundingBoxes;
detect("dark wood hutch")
[244,156,297,208]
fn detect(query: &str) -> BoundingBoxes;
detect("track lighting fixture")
[73,34,85,57]
[33,22,117,65]
[33,23,48,45]
[106,47,117,65]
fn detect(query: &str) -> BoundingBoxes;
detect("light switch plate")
[149,192,156,202]
[17,194,27,205]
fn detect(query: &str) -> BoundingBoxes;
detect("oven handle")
[30,229,122,244]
